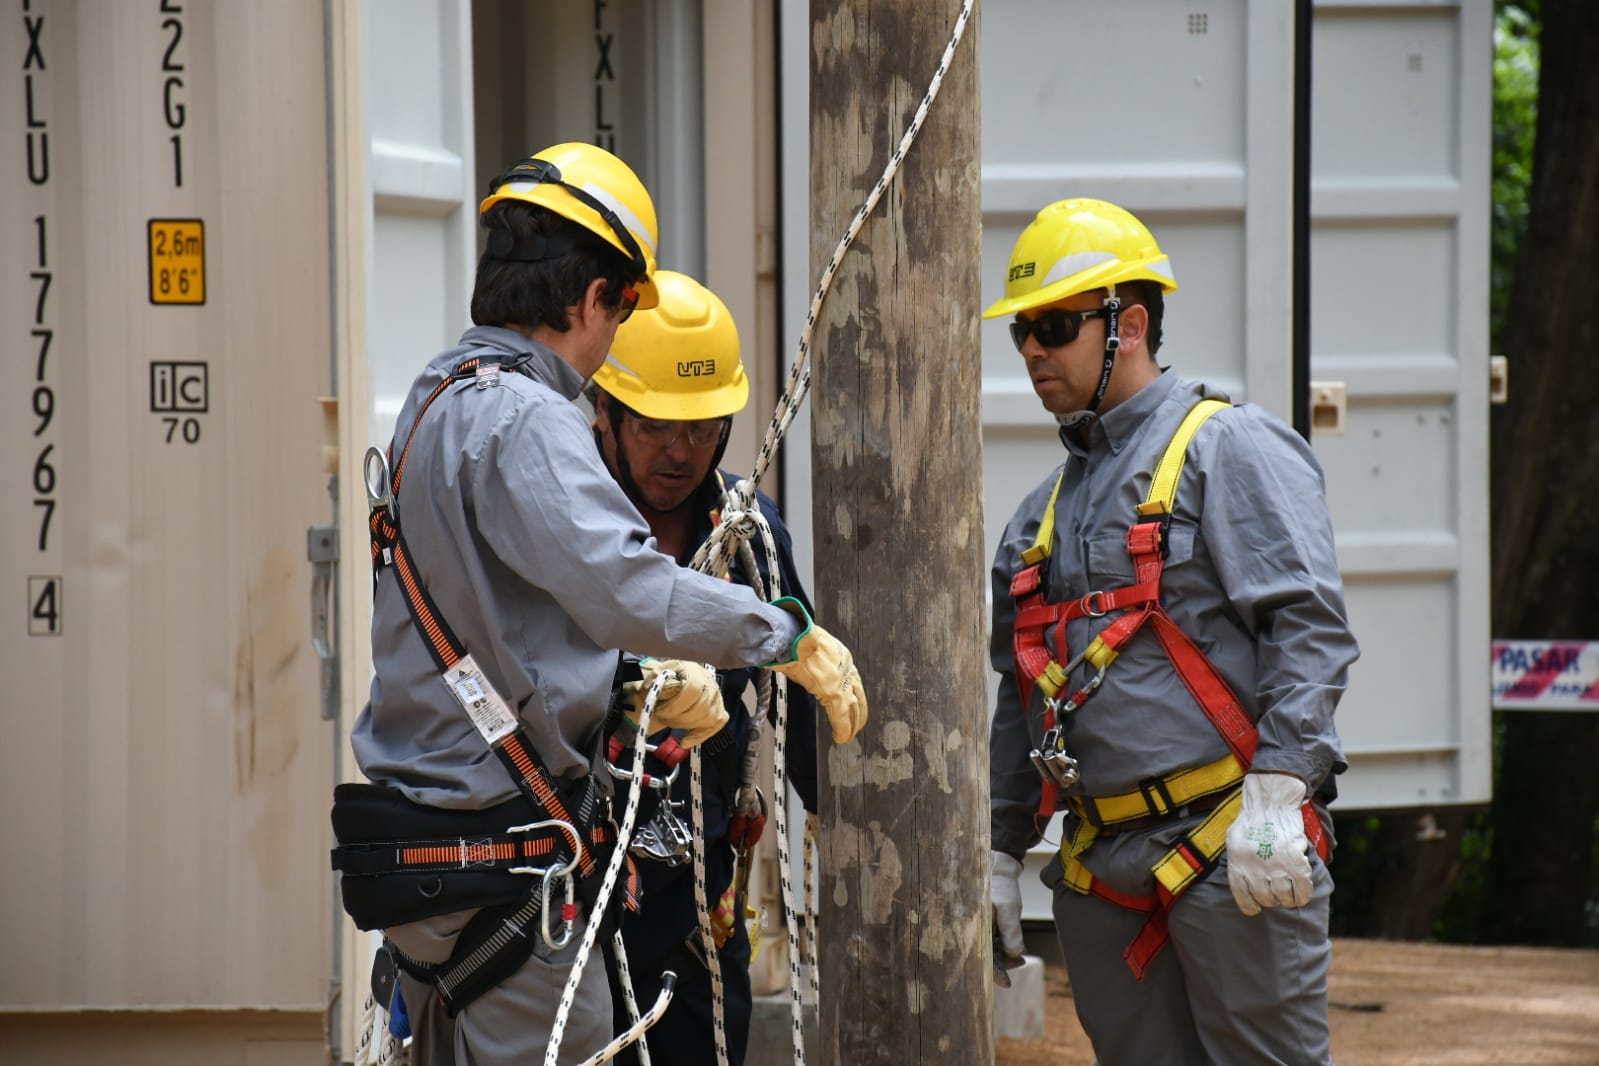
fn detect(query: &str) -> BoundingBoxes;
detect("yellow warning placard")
[147,218,206,305]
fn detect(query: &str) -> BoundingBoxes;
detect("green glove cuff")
[762,596,814,666]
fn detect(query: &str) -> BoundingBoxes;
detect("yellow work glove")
[621,659,728,748]
[765,597,868,745]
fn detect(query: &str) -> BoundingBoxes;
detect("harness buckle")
[504,818,586,877]
[363,446,395,516]
[1078,590,1109,617]
[1029,725,1081,790]
[1137,775,1179,819]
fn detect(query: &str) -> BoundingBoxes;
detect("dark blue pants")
[608,908,753,1066]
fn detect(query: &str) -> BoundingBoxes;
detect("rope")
[545,670,671,1066]
[688,747,732,1066]
[681,2,976,1062]
[610,930,652,1066]
[803,814,820,997]
[576,943,679,1066]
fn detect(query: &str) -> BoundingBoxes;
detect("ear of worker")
[763,596,868,745]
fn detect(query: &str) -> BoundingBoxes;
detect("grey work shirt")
[989,370,1358,858]
[352,326,801,810]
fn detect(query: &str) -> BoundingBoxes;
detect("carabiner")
[539,863,577,951]
[1048,663,1110,717]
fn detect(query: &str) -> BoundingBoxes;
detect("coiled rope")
[684,5,977,1064]
[546,670,674,1066]
[549,1,975,1061]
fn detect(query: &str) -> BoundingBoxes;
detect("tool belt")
[331,781,618,931]
[332,778,640,1016]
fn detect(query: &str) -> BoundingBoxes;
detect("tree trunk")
[1482,0,1599,946]
[808,0,988,1061]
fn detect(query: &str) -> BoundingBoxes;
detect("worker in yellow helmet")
[340,144,866,1066]
[589,271,822,1066]
[985,198,1358,1064]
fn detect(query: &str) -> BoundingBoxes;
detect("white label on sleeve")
[443,653,518,744]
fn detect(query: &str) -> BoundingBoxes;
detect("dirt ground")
[995,938,1599,1065]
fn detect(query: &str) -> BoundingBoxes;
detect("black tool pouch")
[331,782,541,931]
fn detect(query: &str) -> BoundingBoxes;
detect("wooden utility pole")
[809,1,987,1062]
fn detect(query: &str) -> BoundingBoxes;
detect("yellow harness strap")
[1138,398,1229,517]
[1020,470,1065,566]
[1046,398,1238,900]
[1075,752,1245,826]
[1152,788,1243,898]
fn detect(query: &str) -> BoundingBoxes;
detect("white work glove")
[991,851,1026,987]
[621,659,729,748]
[1225,771,1315,917]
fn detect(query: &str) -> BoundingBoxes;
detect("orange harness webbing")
[368,354,611,882]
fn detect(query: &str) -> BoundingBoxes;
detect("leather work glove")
[622,659,729,748]
[991,851,1027,988]
[1225,771,1315,917]
[765,597,868,744]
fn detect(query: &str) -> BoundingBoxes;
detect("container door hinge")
[308,522,340,721]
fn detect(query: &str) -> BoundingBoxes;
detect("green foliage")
[1489,5,1539,353]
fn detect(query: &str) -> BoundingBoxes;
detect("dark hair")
[470,201,633,330]
[1116,280,1166,356]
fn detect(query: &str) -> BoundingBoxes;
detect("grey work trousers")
[1051,818,1334,1066]
[388,905,613,1066]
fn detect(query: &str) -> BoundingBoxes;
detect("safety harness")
[334,351,638,1015]
[1010,398,1329,979]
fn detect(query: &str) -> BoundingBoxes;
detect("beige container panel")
[0,0,333,1009]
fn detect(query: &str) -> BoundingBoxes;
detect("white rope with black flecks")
[690,0,976,586]
[687,745,731,1066]
[681,3,976,1061]
[803,813,820,996]
[700,491,811,1065]
[610,928,652,1066]
[545,670,669,1066]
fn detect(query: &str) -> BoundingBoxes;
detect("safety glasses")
[625,413,730,450]
[1009,308,1109,352]
[617,285,640,323]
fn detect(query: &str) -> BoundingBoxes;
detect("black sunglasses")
[1009,308,1109,352]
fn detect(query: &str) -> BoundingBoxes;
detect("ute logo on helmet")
[1009,262,1036,282]
[677,360,716,377]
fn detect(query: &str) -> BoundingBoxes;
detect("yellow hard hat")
[480,142,661,309]
[594,270,749,421]
[983,198,1177,320]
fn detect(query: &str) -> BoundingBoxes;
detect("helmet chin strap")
[1056,287,1122,431]
[600,397,652,508]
